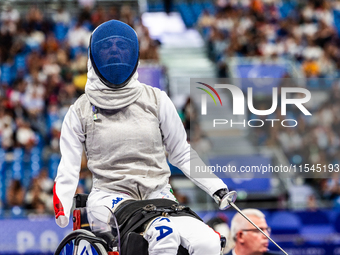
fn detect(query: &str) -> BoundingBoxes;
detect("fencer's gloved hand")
[213,188,238,210]
[55,214,69,228]
[53,184,69,228]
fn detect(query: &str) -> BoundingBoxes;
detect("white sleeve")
[159,92,228,197]
[54,105,84,227]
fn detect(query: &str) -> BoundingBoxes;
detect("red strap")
[213,229,221,238]
[53,183,65,219]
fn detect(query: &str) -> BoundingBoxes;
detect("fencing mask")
[89,20,139,89]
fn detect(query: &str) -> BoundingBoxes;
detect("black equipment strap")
[114,199,202,242]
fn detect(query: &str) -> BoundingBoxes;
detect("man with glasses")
[226,209,280,255]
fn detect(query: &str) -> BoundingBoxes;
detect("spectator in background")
[66,21,91,50]
[0,2,20,35]
[0,106,14,150]
[138,25,160,61]
[227,209,280,255]
[6,179,25,208]
[91,6,108,28]
[15,117,36,150]
[52,5,71,26]
[25,177,52,213]
[37,168,53,194]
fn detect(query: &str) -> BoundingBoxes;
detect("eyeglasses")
[242,227,271,234]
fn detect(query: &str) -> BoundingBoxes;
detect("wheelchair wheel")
[54,229,108,255]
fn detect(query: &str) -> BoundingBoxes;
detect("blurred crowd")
[3,0,340,215]
[0,1,160,215]
[197,0,340,207]
[198,0,340,78]
[249,80,340,207]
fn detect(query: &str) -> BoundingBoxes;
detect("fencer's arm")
[159,92,227,197]
[54,106,84,227]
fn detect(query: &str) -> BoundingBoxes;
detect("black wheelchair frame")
[54,194,226,255]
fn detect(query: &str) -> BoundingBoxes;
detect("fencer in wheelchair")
[53,19,237,255]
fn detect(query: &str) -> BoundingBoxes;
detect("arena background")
[0,0,339,254]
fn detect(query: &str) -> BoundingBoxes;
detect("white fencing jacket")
[53,60,228,227]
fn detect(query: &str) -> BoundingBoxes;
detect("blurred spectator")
[138,24,160,61]
[66,21,91,49]
[0,2,20,35]
[27,198,48,217]
[91,6,108,28]
[52,5,71,25]
[15,118,36,150]
[78,0,95,9]
[302,58,320,77]
[321,173,340,200]
[37,168,53,194]
[25,177,52,213]
[200,0,339,81]
[0,106,14,150]
[6,179,25,208]
[190,123,212,156]
[180,97,197,141]
[120,5,134,27]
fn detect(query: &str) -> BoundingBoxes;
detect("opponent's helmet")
[89,20,139,89]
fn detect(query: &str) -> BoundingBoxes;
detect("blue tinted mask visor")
[90,20,139,88]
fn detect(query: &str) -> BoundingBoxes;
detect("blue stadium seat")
[70,46,87,59]
[333,10,340,35]
[147,2,164,12]
[14,54,27,72]
[177,3,196,27]
[48,153,61,179]
[10,206,25,218]
[279,2,295,19]
[12,148,24,181]
[1,63,14,85]
[30,146,42,178]
[54,23,69,42]
[202,2,215,15]
[192,3,204,21]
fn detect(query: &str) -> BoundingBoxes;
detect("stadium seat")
[54,23,69,42]
[202,2,215,15]
[48,153,61,179]
[177,3,196,27]
[192,3,203,21]
[30,146,42,178]
[14,54,27,73]
[333,10,340,35]
[1,64,13,85]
